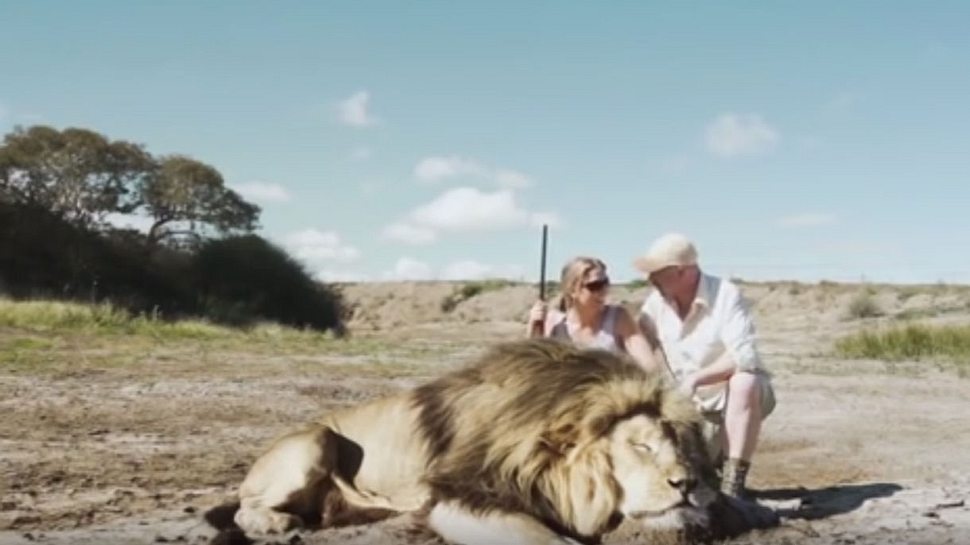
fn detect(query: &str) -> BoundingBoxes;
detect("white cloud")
[282,229,360,266]
[337,90,379,127]
[440,260,525,281]
[231,181,291,203]
[439,260,492,281]
[314,269,370,283]
[382,222,438,245]
[529,211,563,229]
[778,213,838,227]
[413,155,535,188]
[411,188,528,231]
[384,187,560,245]
[704,113,779,158]
[377,258,527,281]
[382,257,434,281]
[350,146,372,161]
[414,156,488,183]
[495,169,534,189]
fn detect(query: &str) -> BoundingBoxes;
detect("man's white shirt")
[639,272,764,382]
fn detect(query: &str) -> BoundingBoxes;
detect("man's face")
[649,265,685,299]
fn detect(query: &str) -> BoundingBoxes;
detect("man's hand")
[678,372,699,398]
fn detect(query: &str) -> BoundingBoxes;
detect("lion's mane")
[412,339,708,542]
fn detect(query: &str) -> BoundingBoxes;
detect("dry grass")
[0,298,342,341]
[0,298,454,376]
[834,323,970,370]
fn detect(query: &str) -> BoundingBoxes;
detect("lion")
[221,338,721,544]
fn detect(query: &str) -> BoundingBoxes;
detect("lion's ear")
[539,423,578,456]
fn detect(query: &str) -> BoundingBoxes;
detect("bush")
[0,203,345,333]
[0,202,192,314]
[846,290,883,319]
[834,323,970,363]
[440,279,514,313]
[192,235,345,333]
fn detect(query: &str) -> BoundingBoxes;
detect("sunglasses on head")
[583,278,610,292]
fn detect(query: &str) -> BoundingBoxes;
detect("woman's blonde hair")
[557,256,607,311]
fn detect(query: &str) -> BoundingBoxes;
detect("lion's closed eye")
[630,441,655,454]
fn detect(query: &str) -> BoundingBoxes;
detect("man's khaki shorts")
[695,370,776,425]
[693,371,776,460]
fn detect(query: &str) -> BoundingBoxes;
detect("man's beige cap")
[633,232,698,277]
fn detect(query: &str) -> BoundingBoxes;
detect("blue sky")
[2,2,969,284]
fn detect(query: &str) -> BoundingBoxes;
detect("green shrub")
[0,202,193,314]
[192,235,345,333]
[0,204,344,333]
[834,323,970,363]
[440,279,514,313]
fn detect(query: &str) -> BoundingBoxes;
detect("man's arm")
[683,289,763,393]
[683,351,736,392]
[614,308,662,374]
[719,289,763,373]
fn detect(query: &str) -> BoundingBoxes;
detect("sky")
[2,1,969,284]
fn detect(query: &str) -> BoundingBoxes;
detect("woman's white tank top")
[549,305,622,353]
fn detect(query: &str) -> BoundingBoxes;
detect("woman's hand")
[527,300,548,337]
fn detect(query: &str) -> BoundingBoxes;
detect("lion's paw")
[234,507,301,536]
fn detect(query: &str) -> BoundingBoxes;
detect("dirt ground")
[1,281,969,544]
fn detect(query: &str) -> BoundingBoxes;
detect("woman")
[527,256,660,373]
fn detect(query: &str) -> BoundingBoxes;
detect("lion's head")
[416,338,718,542]
[607,412,717,530]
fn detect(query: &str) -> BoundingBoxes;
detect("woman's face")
[572,267,610,309]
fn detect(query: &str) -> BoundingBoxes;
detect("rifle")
[529,224,548,337]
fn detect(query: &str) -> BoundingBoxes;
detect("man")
[633,232,776,500]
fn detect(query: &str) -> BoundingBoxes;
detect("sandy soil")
[1,281,969,544]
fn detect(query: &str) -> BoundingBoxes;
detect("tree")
[138,155,260,248]
[0,125,154,227]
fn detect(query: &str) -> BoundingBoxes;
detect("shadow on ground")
[753,482,903,520]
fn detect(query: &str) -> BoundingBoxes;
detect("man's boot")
[720,458,750,499]
[720,458,779,529]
